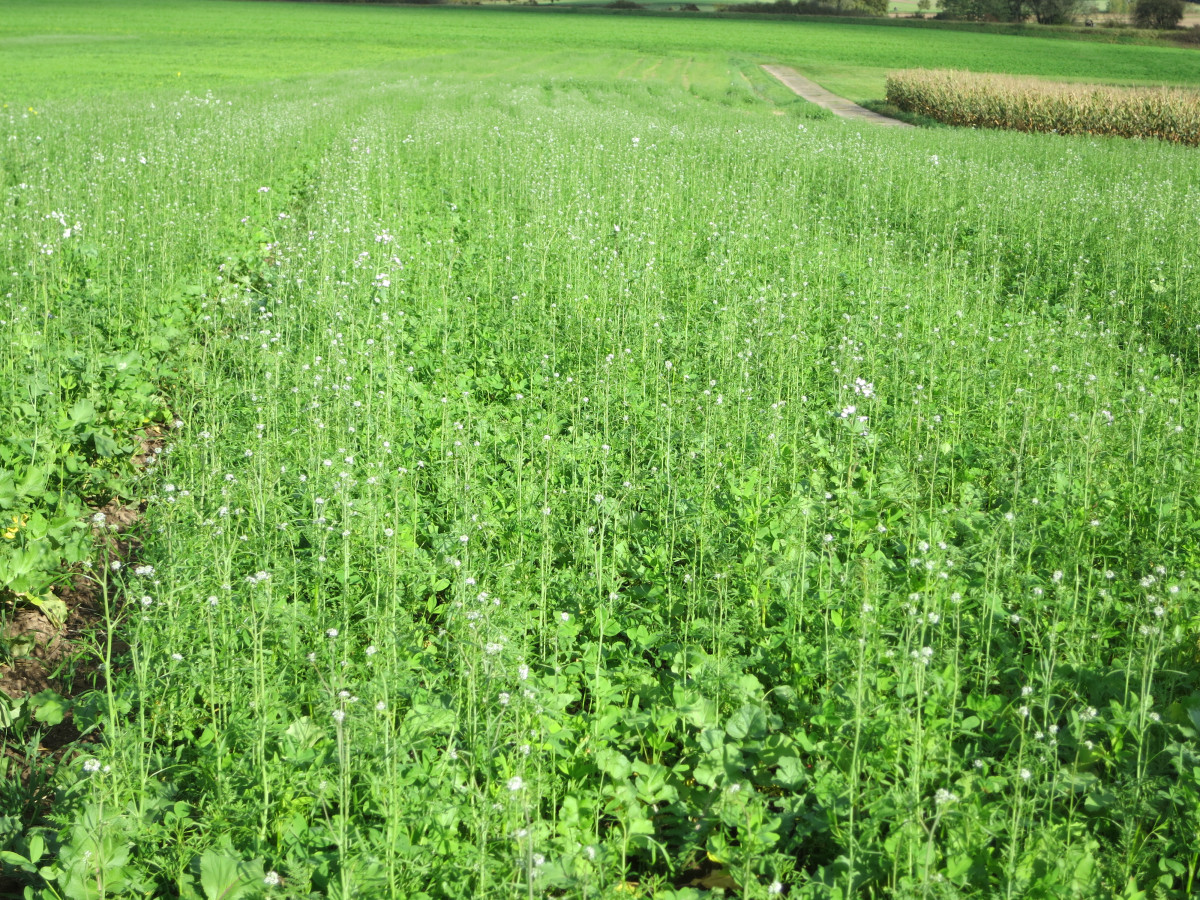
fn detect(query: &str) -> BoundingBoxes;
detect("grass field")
[4,0,1200,102]
[2,1,1200,898]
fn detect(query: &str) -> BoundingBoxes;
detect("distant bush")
[607,0,645,8]
[936,0,1084,22]
[886,69,1200,146]
[715,0,884,14]
[1132,0,1184,26]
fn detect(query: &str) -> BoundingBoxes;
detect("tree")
[1025,0,1082,22]
[1132,0,1184,26]
[938,0,1026,20]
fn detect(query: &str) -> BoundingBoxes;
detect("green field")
[2,2,1200,898]
[4,0,1200,102]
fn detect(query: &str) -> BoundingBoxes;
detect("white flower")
[507,776,524,791]
[264,871,281,886]
[1019,768,1031,781]
[326,628,338,638]
[934,788,958,806]
[332,709,346,723]
[82,758,102,773]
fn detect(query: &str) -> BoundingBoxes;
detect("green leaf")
[69,399,97,426]
[403,700,456,736]
[32,690,68,726]
[88,430,120,458]
[726,704,768,742]
[198,849,263,900]
[596,747,632,780]
[29,593,68,629]
[0,850,36,874]
[0,695,24,728]
[774,755,807,788]
[16,466,46,501]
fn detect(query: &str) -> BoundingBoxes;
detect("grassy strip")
[886,67,1200,144]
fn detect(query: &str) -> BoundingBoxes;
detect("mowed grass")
[2,1,1200,899]
[3,0,1200,102]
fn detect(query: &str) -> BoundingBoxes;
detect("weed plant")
[1,4,1200,899]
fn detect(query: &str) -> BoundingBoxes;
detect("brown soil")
[1,424,164,743]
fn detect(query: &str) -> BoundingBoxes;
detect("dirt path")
[761,66,914,128]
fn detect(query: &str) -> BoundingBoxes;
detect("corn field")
[886,68,1200,145]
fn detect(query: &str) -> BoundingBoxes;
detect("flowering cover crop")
[2,2,1200,898]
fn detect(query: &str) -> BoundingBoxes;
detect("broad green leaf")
[32,690,68,726]
[726,704,768,742]
[596,747,632,780]
[69,399,97,426]
[29,593,68,629]
[198,849,262,900]
[774,755,807,788]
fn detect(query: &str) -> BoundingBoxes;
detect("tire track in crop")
[761,65,914,127]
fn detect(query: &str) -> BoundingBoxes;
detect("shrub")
[716,0,882,13]
[886,69,1200,146]
[1132,0,1184,26]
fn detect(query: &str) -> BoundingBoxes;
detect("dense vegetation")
[2,1,1200,898]
[886,69,1200,144]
